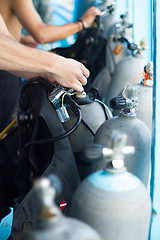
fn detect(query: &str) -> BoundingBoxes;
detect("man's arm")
[0,32,89,92]
[10,0,101,44]
[0,15,89,92]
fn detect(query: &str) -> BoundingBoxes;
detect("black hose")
[68,104,95,137]
[22,107,82,149]
[118,36,130,45]
[95,99,112,120]
[81,118,95,136]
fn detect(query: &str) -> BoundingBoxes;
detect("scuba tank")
[113,62,153,132]
[100,1,132,39]
[106,13,133,74]
[50,87,112,180]
[98,2,132,75]
[105,40,147,108]
[71,130,152,240]
[93,84,151,186]
[62,92,111,153]
[107,12,133,40]
[20,175,102,240]
[100,1,121,35]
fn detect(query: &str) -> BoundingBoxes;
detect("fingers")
[71,71,87,92]
[90,6,102,16]
[72,82,84,92]
[50,56,89,92]
[78,66,89,85]
[79,61,90,79]
[81,7,102,28]
[72,66,89,92]
[82,66,90,79]
[86,7,101,17]
[77,63,90,88]
[78,74,87,86]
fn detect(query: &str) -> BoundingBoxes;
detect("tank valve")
[33,175,62,218]
[109,95,126,110]
[109,83,138,114]
[141,61,153,86]
[83,130,135,173]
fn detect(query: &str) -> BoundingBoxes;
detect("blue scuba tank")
[71,130,152,240]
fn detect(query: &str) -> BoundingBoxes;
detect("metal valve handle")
[109,95,127,110]
[82,130,135,170]
[82,144,104,162]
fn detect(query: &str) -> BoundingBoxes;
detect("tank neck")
[133,51,144,58]
[34,178,62,220]
[104,159,126,174]
[120,83,138,116]
[40,203,61,220]
[120,107,136,117]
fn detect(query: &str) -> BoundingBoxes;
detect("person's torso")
[0,0,22,40]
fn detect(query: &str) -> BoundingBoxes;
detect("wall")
[150,1,160,239]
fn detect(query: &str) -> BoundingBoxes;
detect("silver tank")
[107,17,133,40]
[103,12,120,35]
[20,177,102,240]
[71,131,151,240]
[63,93,112,154]
[63,93,112,180]
[94,85,151,186]
[106,16,133,73]
[105,51,147,108]
[98,1,120,35]
[134,84,153,132]
[106,40,131,74]
[113,62,153,132]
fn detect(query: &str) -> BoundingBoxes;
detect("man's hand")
[46,55,90,92]
[80,7,102,28]
[20,34,39,48]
